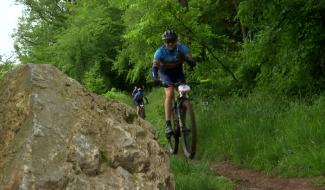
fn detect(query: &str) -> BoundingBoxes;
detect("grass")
[171,157,233,190]
[194,92,325,177]
[103,88,133,105]
[145,87,167,145]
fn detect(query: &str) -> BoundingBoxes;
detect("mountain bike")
[167,83,197,159]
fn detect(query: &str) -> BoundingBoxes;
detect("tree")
[14,0,70,64]
[14,0,325,96]
[237,0,325,95]
[14,0,125,93]
[0,55,16,80]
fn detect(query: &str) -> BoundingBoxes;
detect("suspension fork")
[172,98,179,123]
[174,96,187,127]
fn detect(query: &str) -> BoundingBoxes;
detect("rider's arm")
[179,44,196,68]
[151,60,159,81]
[132,89,137,97]
[152,49,162,81]
[185,53,196,68]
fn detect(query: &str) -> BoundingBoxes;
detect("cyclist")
[151,29,195,137]
[132,87,149,115]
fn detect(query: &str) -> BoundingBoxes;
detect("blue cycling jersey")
[154,43,190,66]
[153,43,190,86]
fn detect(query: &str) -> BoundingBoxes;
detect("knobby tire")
[167,104,180,154]
[167,120,179,155]
[138,106,145,119]
[180,99,196,159]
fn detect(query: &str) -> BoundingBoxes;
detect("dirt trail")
[213,162,325,190]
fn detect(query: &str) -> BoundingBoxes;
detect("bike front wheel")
[138,106,145,119]
[180,99,196,159]
[167,120,180,155]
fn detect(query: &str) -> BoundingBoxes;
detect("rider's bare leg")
[164,86,174,121]
[164,86,174,135]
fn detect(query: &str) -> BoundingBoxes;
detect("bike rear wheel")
[180,99,196,159]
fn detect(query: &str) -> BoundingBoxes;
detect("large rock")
[0,64,174,190]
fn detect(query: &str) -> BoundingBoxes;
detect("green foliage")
[15,0,325,96]
[50,0,124,89]
[103,88,133,106]
[237,0,325,96]
[143,87,166,144]
[83,61,107,94]
[14,0,68,64]
[194,92,325,176]
[113,0,239,86]
[171,157,233,190]
[0,55,16,80]
[0,64,15,80]
[15,0,126,91]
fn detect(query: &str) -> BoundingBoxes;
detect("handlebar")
[147,79,205,88]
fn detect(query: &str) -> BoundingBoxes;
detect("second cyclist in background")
[132,86,149,117]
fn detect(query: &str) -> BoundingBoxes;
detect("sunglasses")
[164,39,176,44]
